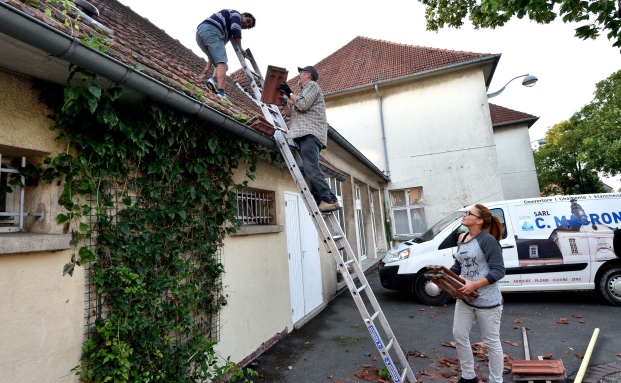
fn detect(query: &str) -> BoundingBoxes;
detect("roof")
[489,103,539,128]
[2,0,262,119]
[291,36,498,95]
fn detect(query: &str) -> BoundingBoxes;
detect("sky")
[118,0,621,188]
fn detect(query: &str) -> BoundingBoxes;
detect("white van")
[379,193,621,306]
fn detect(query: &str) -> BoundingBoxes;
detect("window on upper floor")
[390,187,427,236]
[235,187,275,225]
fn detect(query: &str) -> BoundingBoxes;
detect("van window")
[416,211,463,243]
[452,208,508,240]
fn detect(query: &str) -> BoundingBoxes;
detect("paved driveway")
[253,269,621,383]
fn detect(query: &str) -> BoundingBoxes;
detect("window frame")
[0,155,25,233]
[234,187,276,226]
[389,187,427,236]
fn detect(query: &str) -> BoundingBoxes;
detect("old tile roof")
[4,0,263,121]
[489,103,539,127]
[290,36,495,95]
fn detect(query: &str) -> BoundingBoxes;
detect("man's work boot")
[318,200,340,213]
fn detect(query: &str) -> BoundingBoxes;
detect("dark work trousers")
[294,135,337,204]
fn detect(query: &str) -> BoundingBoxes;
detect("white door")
[285,192,323,324]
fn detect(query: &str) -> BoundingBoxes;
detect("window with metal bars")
[0,155,25,233]
[0,154,44,233]
[235,188,275,225]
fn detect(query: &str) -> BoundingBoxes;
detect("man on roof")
[277,66,340,213]
[196,9,256,103]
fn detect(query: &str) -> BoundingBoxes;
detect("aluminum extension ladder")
[230,41,417,383]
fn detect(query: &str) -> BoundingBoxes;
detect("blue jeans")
[195,22,227,64]
[295,135,336,204]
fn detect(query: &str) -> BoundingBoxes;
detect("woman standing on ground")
[451,204,505,383]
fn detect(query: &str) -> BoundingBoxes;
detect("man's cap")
[298,66,318,81]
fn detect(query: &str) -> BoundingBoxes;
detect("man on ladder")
[229,42,416,381]
[276,66,340,213]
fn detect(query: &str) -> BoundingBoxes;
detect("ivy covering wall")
[36,69,262,382]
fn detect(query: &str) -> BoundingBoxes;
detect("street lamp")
[487,74,538,98]
[531,138,547,149]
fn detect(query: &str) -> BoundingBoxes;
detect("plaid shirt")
[288,81,328,147]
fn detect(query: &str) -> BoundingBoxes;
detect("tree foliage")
[534,120,606,195]
[420,0,621,50]
[571,69,621,175]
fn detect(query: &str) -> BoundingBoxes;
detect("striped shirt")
[203,9,243,42]
[288,81,329,147]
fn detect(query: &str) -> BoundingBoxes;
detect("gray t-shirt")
[450,231,505,308]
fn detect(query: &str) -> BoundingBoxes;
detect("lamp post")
[531,138,547,149]
[487,74,538,98]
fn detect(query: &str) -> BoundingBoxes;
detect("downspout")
[374,84,393,246]
[0,3,277,151]
[374,85,390,178]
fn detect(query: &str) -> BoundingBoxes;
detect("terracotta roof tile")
[489,103,539,127]
[291,36,494,94]
[7,0,262,123]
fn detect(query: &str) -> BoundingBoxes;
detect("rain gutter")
[493,116,540,129]
[324,55,502,98]
[0,2,277,151]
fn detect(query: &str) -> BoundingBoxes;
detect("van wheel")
[598,268,621,306]
[414,273,451,306]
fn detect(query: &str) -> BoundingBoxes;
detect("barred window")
[235,188,275,225]
[0,155,25,233]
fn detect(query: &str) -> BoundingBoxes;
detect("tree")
[534,120,606,195]
[420,0,621,49]
[571,69,621,175]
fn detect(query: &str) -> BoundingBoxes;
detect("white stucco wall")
[326,69,504,227]
[0,251,83,382]
[493,123,541,199]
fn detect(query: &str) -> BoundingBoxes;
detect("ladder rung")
[385,337,394,352]
[332,234,343,241]
[400,369,408,382]
[370,310,380,322]
[344,259,355,266]
[356,284,367,294]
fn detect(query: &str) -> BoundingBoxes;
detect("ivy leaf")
[79,246,96,261]
[56,213,70,224]
[88,97,98,114]
[118,221,130,237]
[103,109,118,127]
[63,262,75,277]
[87,84,102,99]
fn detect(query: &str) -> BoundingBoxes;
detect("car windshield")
[416,211,464,243]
